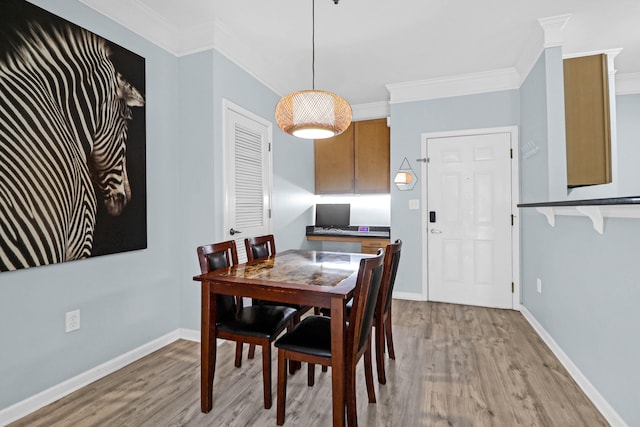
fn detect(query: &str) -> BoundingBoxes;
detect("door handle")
[430,229,443,234]
[229,228,242,236]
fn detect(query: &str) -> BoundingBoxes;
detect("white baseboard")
[392,291,426,301]
[179,328,201,342]
[0,330,181,426]
[520,306,628,427]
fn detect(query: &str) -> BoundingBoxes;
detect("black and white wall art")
[0,0,147,272]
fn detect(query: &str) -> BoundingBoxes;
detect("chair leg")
[289,313,302,374]
[308,363,315,386]
[364,339,376,404]
[385,311,396,360]
[276,351,287,425]
[375,318,386,384]
[248,343,256,359]
[262,343,272,409]
[345,362,358,427]
[234,342,243,368]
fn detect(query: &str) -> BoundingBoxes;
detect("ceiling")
[80,0,640,107]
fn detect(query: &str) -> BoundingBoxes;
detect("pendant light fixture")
[275,0,352,139]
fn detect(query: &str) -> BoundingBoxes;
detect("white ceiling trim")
[79,0,182,53]
[209,18,289,97]
[351,102,389,121]
[616,73,640,95]
[386,68,521,104]
[538,14,571,48]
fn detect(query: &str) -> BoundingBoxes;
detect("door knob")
[430,229,443,234]
[229,228,242,235]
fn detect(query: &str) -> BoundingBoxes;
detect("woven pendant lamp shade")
[275,89,352,139]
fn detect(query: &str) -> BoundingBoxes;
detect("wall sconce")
[393,157,417,191]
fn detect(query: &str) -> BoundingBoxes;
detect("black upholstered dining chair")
[196,240,296,409]
[244,234,277,261]
[244,235,313,365]
[274,249,385,426]
[374,239,402,384]
[316,239,403,385]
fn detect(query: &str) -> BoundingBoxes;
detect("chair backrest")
[347,249,385,359]
[244,234,276,262]
[378,239,402,316]
[196,240,239,319]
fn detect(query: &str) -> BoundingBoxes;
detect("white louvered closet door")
[224,101,273,263]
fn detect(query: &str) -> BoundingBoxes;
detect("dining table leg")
[201,281,217,413]
[330,297,346,427]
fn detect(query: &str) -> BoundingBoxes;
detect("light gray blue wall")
[519,50,640,425]
[0,0,181,410]
[177,50,316,330]
[175,50,216,331]
[544,48,569,200]
[616,94,640,196]
[0,0,317,413]
[389,91,520,296]
[519,54,550,203]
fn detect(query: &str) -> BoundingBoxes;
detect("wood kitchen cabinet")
[563,54,612,187]
[314,118,390,194]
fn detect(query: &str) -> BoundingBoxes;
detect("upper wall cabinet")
[314,118,390,194]
[563,54,612,187]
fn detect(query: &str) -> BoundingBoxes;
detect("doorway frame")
[221,98,274,259]
[420,126,520,310]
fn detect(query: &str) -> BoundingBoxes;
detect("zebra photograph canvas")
[0,0,147,272]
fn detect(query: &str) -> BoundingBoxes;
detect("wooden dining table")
[192,249,371,427]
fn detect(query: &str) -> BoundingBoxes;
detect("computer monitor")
[315,204,350,228]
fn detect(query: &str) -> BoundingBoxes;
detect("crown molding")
[351,101,390,121]
[616,72,640,95]
[386,68,520,104]
[210,17,289,97]
[538,14,571,48]
[79,0,183,53]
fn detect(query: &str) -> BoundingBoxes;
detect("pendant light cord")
[312,0,315,90]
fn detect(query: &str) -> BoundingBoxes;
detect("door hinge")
[511,214,514,226]
[510,148,513,158]
[511,282,514,293]
[268,142,272,152]
[268,209,272,219]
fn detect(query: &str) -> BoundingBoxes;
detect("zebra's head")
[7,23,146,218]
[92,72,144,216]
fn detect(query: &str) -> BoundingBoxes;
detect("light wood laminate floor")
[10,301,609,426]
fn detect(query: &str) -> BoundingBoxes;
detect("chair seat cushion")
[218,305,296,339]
[274,316,332,358]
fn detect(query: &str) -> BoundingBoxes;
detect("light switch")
[409,199,420,210]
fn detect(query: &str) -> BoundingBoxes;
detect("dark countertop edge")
[306,225,390,231]
[518,196,640,208]
[307,232,390,239]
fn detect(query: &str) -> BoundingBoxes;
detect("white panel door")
[427,132,512,309]
[224,101,272,263]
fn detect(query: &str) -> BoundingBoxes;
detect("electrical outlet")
[536,278,542,294]
[65,309,80,333]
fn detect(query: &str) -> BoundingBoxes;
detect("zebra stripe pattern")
[0,23,144,271]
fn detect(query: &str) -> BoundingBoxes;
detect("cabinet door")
[355,119,390,193]
[314,124,355,194]
[564,54,612,187]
